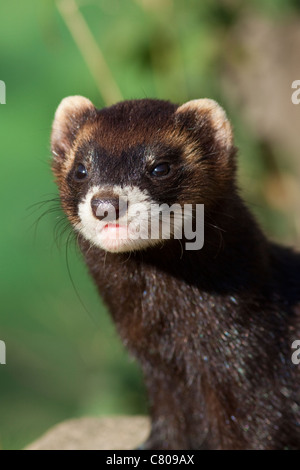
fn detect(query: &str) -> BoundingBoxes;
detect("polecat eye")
[74,163,88,181]
[151,163,170,177]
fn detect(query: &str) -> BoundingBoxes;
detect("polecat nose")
[90,197,127,221]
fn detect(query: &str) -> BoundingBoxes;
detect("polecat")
[51,96,300,450]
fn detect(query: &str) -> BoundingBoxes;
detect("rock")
[25,416,150,450]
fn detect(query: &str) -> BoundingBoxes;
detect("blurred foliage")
[0,0,299,449]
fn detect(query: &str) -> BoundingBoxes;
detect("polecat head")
[51,97,235,253]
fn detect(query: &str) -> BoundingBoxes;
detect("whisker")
[26,196,61,212]
[65,229,100,328]
[53,217,72,249]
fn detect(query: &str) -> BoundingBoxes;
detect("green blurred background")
[0,0,300,450]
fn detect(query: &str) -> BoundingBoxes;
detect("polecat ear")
[176,99,233,150]
[51,95,96,160]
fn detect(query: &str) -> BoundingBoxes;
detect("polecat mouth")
[102,223,129,239]
[103,223,120,230]
[92,221,156,253]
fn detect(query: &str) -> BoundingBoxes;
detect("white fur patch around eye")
[61,147,76,175]
[144,152,157,167]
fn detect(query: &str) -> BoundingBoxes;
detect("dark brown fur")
[51,97,300,450]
